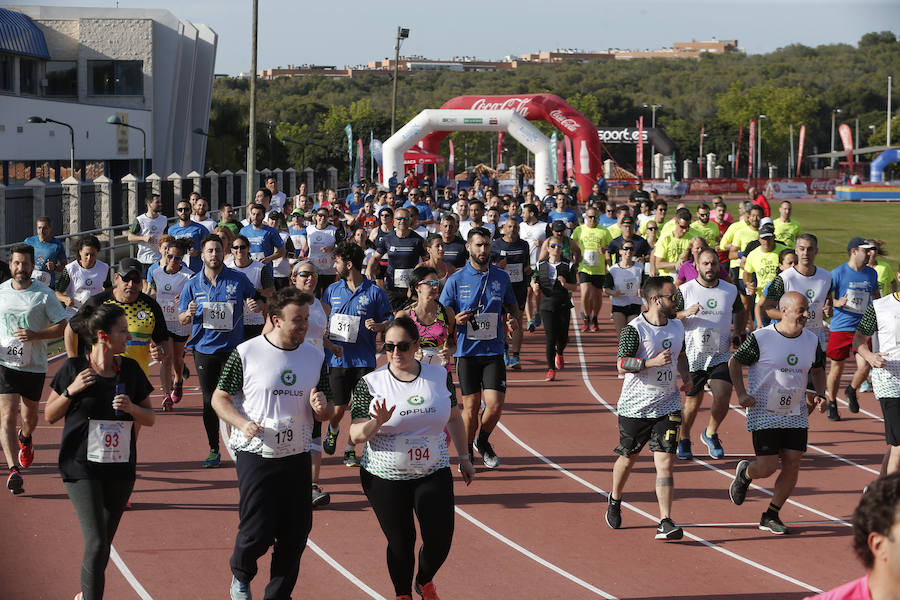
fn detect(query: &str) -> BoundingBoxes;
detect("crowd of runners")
[2,171,899,599]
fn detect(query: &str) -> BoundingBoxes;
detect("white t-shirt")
[133,213,168,264]
[519,220,548,267]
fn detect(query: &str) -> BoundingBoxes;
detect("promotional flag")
[497,132,504,168]
[549,131,558,184]
[564,135,574,180]
[748,120,756,179]
[636,117,644,178]
[369,131,374,180]
[448,139,455,184]
[735,125,743,176]
[839,123,854,170]
[557,141,565,185]
[699,123,704,178]
[357,138,364,183]
[344,124,353,186]
[796,125,806,177]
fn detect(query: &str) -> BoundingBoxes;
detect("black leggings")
[195,351,231,452]
[540,308,571,369]
[65,478,135,600]
[361,467,455,596]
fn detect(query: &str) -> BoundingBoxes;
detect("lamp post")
[642,103,661,176]
[281,136,305,169]
[757,114,767,179]
[266,120,276,169]
[27,116,75,179]
[390,26,410,135]
[106,115,146,180]
[830,108,842,169]
[193,128,224,173]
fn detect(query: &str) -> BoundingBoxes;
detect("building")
[0,5,217,185]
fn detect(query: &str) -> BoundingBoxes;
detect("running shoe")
[527,319,535,333]
[17,429,33,468]
[311,483,331,508]
[343,449,360,467]
[533,313,542,328]
[590,317,599,333]
[545,369,556,381]
[860,380,872,393]
[415,581,441,600]
[605,496,622,529]
[323,427,339,455]
[182,364,191,381]
[473,437,500,469]
[845,385,859,414]
[508,355,521,370]
[700,430,725,459]
[74,593,83,600]
[230,575,251,600]
[7,467,23,495]
[503,350,509,366]
[203,449,221,468]
[581,319,590,333]
[729,460,751,506]
[171,381,183,404]
[161,395,174,412]
[555,353,565,370]
[759,512,790,535]
[827,400,841,421]
[676,439,693,460]
[655,518,684,540]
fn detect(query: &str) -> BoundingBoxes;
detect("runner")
[322,242,393,468]
[229,234,275,340]
[440,227,520,469]
[127,194,167,278]
[675,248,745,460]
[420,234,455,292]
[458,200,494,239]
[367,207,428,311]
[607,276,690,540]
[191,196,217,233]
[349,316,474,600]
[728,291,828,535]
[604,240,646,339]
[55,235,111,318]
[518,203,547,332]
[1,244,68,495]
[167,199,208,273]
[239,203,286,280]
[743,222,786,328]
[178,234,263,468]
[438,214,468,270]
[212,287,333,600]
[572,207,612,333]
[491,218,531,369]
[773,200,801,248]
[265,175,288,213]
[24,216,67,287]
[267,211,295,290]
[45,303,155,598]
[654,208,702,277]
[396,266,456,371]
[692,203,721,248]
[607,215,651,265]
[826,238,879,420]
[306,207,342,297]
[531,238,577,381]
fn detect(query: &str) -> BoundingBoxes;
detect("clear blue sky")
[22,0,900,75]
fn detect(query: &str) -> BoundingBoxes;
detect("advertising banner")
[636,117,644,178]
[796,125,806,177]
[448,139,455,183]
[839,123,854,169]
[564,136,574,180]
[748,120,756,179]
[765,181,809,198]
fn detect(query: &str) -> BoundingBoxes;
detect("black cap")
[116,258,143,278]
[551,220,567,232]
[847,237,875,251]
[758,223,776,238]
[621,216,635,224]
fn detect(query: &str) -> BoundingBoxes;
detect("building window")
[88,60,143,95]
[0,54,12,91]
[45,61,77,96]
[20,58,38,95]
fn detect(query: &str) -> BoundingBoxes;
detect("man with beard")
[167,199,209,273]
[491,219,531,369]
[439,214,468,269]
[607,276,691,540]
[366,208,428,311]
[675,249,745,460]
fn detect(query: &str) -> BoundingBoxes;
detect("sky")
[13,0,900,75]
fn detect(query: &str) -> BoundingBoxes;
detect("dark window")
[20,58,38,94]
[0,54,12,91]
[88,60,143,95]
[45,61,77,96]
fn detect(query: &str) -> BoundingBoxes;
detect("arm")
[14,319,67,342]
[677,350,691,394]
[365,251,383,280]
[211,351,261,439]
[854,305,884,368]
[446,404,474,484]
[348,379,394,444]
[761,275,784,321]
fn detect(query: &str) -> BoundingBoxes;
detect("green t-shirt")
[773,218,801,248]
[572,225,612,275]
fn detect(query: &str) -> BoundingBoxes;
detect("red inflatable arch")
[420,94,603,202]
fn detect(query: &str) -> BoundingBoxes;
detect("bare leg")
[479,389,505,434]
[706,379,733,436]
[884,446,900,476]
[654,451,675,520]
[612,311,626,338]
[771,449,803,507]
[611,453,639,500]
[849,353,870,390]
[19,398,39,438]
[745,454,779,481]
[460,393,482,447]
[0,394,20,469]
[680,392,702,441]
[826,358,845,404]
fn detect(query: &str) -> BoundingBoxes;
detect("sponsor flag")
[748,120,756,179]
[796,125,806,177]
[735,125,743,177]
[636,117,644,178]
[564,135,574,180]
[557,141,565,185]
[549,131,558,184]
[699,123,705,178]
[344,124,353,186]
[356,138,364,184]
[369,131,374,180]
[448,139,455,185]
[497,132,504,168]
[839,123,854,170]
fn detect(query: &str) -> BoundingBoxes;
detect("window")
[20,58,38,95]
[45,61,77,96]
[0,54,12,91]
[88,60,143,95]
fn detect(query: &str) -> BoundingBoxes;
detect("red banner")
[839,123,854,169]
[557,141,565,184]
[496,132,504,169]
[636,116,644,178]
[735,125,743,177]
[564,135,574,180]
[748,120,756,179]
[796,125,806,177]
[448,139,455,184]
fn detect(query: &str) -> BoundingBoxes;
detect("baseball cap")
[621,216,635,224]
[551,220,567,232]
[758,223,776,238]
[268,210,284,222]
[759,217,774,228]
[116,258,143,278]
[847,237,875,251]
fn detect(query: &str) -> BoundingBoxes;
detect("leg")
[0,394,20,469]
[592,284,603,321]
[172,340,186,386]
[579,282,593,329]
[540,309,556,370]
[479,389,505,435]
[19,397,38,438]
[612,311,626,338]
[611,453,639,500]
[230,452,278,587]
[509,316,523,355]
[460,393,481,448]
[680,393,702,442]
[555,307,570,355]
[885,445,900,476]
[265,453,312,600]
[826,358,845,405]
[653,451,675,520]
[361,469,417,597]
[706,379,733,436]
[746,454,780,480]
[196,352,229,453]
[771,449,804,508]
[328,405,347,435]
[413,469,455,588]
[850,353,871,390]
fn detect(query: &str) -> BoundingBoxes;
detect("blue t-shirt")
[375,232,427,288]
[323,277,393,368]
[178,267,258,354]
[439,263,516,357]
[830,263,879,331]
[167,221,208,272]
[597,215,617,227]
[403,201,432,222]
[239,224,285,277]
[498,213,522,225]
[24,235,67,285]
[548,209,578,229]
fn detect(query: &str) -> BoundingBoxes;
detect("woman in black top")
[45,304,155,600]
[531,238,578,381]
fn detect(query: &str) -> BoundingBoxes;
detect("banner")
[356,138,364,184]
[557,140,565,185]
[698,123,704,178]
[497,132,504,168]
[564,135,574,180]
[369,131,374,180]
[636,117,644,177]
[748,120,756,179]
[839,123,854,170]
[735,125,743,177]
[344,124,353,186]
[549,131,558,184]
[796,125,806,177]
[765,181,809,198]
[448,139,455,184]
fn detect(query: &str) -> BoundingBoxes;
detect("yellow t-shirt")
[692,220,721,247]
[732,226,761,278]
[874,259,898,298]
[719,220,748,268]
[654,227,704,276]
[773,218,801,247]
[744,244,786,298]
[572,225,612,275]
[606,224,622,240]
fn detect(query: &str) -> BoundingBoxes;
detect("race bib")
[32,270,51,285]
[766,386,803,416]
[313,254,331,270]
[392,435,441,476]
[161,298,179,323]
[645,366,675,395]
[261,417,302,458]
[420,346,445,366]
[329,313,360,343]
[73,288,92,307]
[583,250,600,267]
[0,336,31,367]
[87,420,132,463]
[693,328,721,352]
[250,252,265,262]
[202,301,234,330]
[620,277,639,294]
[394,268,413,288]
[504,263,523,283]
[467,312,498,341]
[845,289,869,314]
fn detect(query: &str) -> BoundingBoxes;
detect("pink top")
[804,575,871,600]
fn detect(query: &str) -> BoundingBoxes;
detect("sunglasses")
[176,207,190,212]
[586,215,598,219]
[232,244,249,250]
[166,253,182,259]
[418,279,440,288]
[656,293,676,301]
[621,246,635,251]
[316,213,328,218]
[295,271,316,278]
[383,341,413,353]
[697,213,710,218]
[549,243,560,248]
[119,274,141,283]
[646,227,658,231]
[395,216,410,221]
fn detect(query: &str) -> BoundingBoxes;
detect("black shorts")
[329,366,374,406]
[0,365,45,403]
[615,410,682,457]
[512,283,527,311]
[611,303,642,317]
[168,332,189,343]
[455,354,507,396]
[688,361,732,397]
[879,398,900,446]
[244,324,264,340]
[577,272,605,289]
[751,428,808,455]
[315,274,336,298]
[386,286,412,312]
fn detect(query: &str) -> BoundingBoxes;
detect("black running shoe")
[474,437,500,469]
[827,401,841,421]
[6,468,23,495]
[759,512,790,535]
[845,385,859,414]
[729,460,751,506]
[655,518,684,540]
[606,496,622,529]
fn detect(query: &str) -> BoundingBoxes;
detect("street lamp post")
[830,108,842,169]
[193,128,225,173]
[390,26,410,135]
[758,114,767,179]
[107,115,146,180]
[266,120,276,169]
[282,136,305,170]
[27,116,75,179]
[642,103,661,176]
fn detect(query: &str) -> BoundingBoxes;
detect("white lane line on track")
[110,546,154,600]
[454,507,619,599]
[306,540,387,600]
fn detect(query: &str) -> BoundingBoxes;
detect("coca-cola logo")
[549,109,581,132]
[470,97,532,117]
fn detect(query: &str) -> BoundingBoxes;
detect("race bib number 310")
[202,301,234,330]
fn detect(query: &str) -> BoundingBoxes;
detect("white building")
[0,5,217,184]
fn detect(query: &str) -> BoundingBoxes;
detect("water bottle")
[114,383,125,417]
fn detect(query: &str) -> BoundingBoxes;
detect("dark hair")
[424,233,444,249]
[797,233,818,248]
[469,200,485,210]
[74,234,102,253]
[749,204,765,216]
[654,199,668,210]
[249,202,266,213]
[70,303,126,346]
[37,216,52,226]
[522,203,537,215]
[467,226,491,242]
[408,265,439,300]
[384,315,420,342]
[642,275,674,301]
[333,240,364,271]
[697,247,719,263]
[675,207,692,222]
[266,175,277,184]
[147,194,161,204]
[778,247,797,265]
[10,243,34,261]
[268,287,313,321]
[233,234,249,247]
[697,203,710,211]
[853,472,900,569]
[170,238,192,255]
[201,233,223,250]
[257,187,272,200]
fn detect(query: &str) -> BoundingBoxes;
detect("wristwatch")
[62,388,72,399]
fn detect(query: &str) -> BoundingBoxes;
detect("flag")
[699,123,704,178]
[369,131,374,180]
[549,131,558,184]
[636,117,644,178]
[735,125,743,177]
[557,141,565,185]
[497,132,504,168]
[564,135,574,180]
[344,124,353,185]
[839,123,854,170]
[796,125,806,177]
[748,120,756,179]
[357,138,364,183]
[448,139,455,184]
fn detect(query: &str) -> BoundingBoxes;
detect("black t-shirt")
[0,261,10,284]
[51,356,153,481]
[491,238,531,288]
[608,235,651,262]
[375,232,428,288]
[442,237,468,268]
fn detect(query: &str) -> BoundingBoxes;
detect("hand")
[13,328,36,342]
[438,346,451,364]
[686,303,701,316]
[365,318,383,332]
[867,352,887,369]
[823,304,833,319]
[505,313,518,333]
[369,398,395,427]
[309,387,328,418]
[112,393,133,414]
[814,394,828,413]
[557,275,567,286]
[530,281,540,294]
[738,392,756,408]
[63,296,75,307]
[455,309,474,326]
[833,295,848,308]
[149,342,164,362]
[145,234,154,244]
[745,283,756,296]
[241,420,261,440]
[326,340,344,357]
[458,458,475,485]
[679,380,693,394]
[322,246,333,254]
[187,300,198,317]
[68,367,97,395]
[46,260,56,271]
[645,349,672,368]
[246,298,262,313]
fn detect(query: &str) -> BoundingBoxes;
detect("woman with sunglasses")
[531,237,577,381]
[644,222,660,275]
[369,208,395,287]
[605,242,647,339]
[229,234,275,339]
[421,234,455,290]
[349,317,474,600]
[396,266,456,370]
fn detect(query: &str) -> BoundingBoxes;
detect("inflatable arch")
[421,94,604,201]
[870,148,900,182]
[383,109,551,192]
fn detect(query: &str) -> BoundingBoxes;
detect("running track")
[1,298,884,599]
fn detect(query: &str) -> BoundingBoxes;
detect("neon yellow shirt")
[874,259,898,298]
[719,220,748,268]
[572,225,612,275]
[606,224,622,240]
[744,244,786,298]
[773,218,801,247]
[692,220,721,247]
[654,227,704,276]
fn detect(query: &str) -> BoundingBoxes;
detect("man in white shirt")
[191,196,217,233]
[266,176,287,214]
